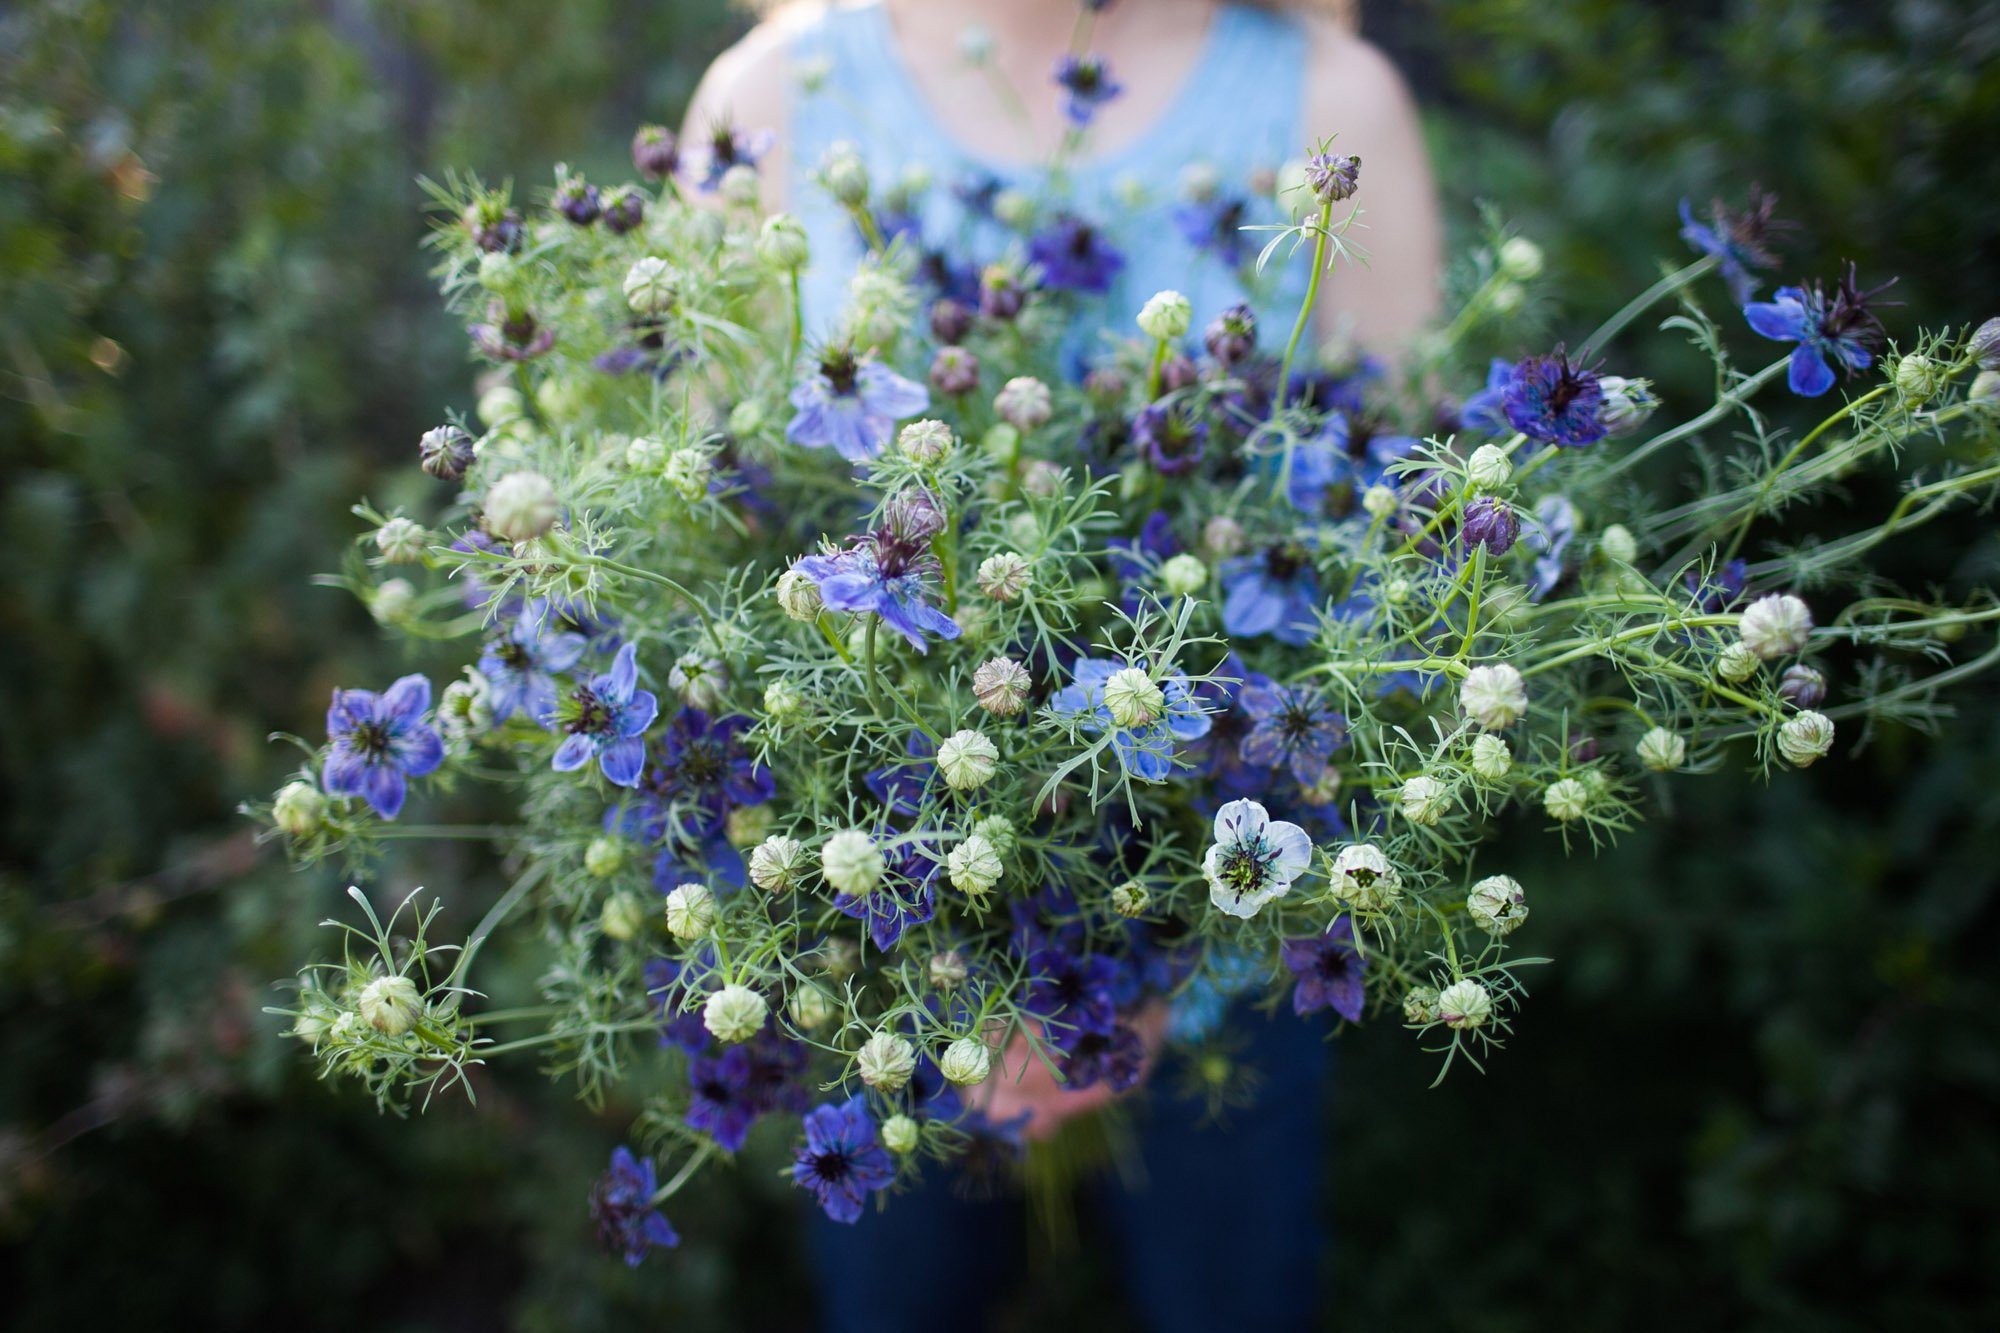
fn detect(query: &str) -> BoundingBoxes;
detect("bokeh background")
[4,1,1998,1328]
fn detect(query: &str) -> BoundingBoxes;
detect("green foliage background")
[2,0,1995,1327]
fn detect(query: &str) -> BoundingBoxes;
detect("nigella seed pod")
[821,829,883,895]
[929,949,969,991]
[856,1031,917,1091]
[947,833,1004,896]
[554,176,601,226]
[1636,727,1687,772]
[703,985,768,1044]
[1437,979,1492,1030]
[418,424,476,481]
[1159,353,1198,393]
[940,1036,992,1087]
[1461,497,1520,555]
[1777,711,1835,767]
[601,186,645,235]
[1779,664,1827,709]
[973,657,1031,716]
[1137,290,1192,342]
[978,264,1025,321]
[484,470,559,544]
[976,552,1032,602]
[1204,302,1257,367]
[631,124,679,181]
[756,213,810,270]
[935,729,1000,791]
[1467,874,1528,937]
[1739,593,1814,660]
[1304,151,1361,204]
[930,345,981,395]
[994,376,1052,430]
[1971,317,2000,371]
[930,298,974,345]
[880,1114,920,1155]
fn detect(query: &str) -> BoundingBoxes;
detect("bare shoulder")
[1295,19,1422,145]
[681,3,820,142]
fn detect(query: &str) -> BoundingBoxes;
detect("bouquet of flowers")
[252,102,2000,1259]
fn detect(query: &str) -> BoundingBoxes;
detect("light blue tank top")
[787,1,1312,362]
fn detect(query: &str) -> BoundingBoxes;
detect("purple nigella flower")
[544,642,658,787]
[554,177,601,226]
[1461,497,1520,556]
[1173,195,1253,267]
[1744,265,1892,398]
[1680,189,1788,305]
[1456,358,1517,435]
[1059,1022,1145,1092]
[686,1030,810,1153]
[1027,214,1125,294]
[792,1097,896,1224]
[1205,302,1258,366]
[323,674,446,820]
[589,1146,680,1266]
[1053,55,1123,126]
[1524,495,1577,602]
[833,840,939,951]
[1133,400,1209,475]
[695,121,776,192]
[1221,544,1321,646]
[469,306,554,363]
[478,600,587,724]
[1281,916,1365,1022]
[1050,657,1212,782]
[1503,349,1607,449]
[1286,412,1420,512]
[1239,681,1346,787]
[786,345,930,463]
[1026,947,1120,1043]
[794,524,961,654]
[1685,557,1747,614]
[631,709,774,839]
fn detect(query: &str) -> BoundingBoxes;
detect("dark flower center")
[1217,845,1266,894]
[1264,544,1305,580]
[350,720,392,758]
[820,346,859,395]
[566,685,614,736]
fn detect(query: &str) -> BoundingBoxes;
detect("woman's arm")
[680,9,801,210]
[1299,23,1445,354]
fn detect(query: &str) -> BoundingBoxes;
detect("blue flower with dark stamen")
[792,1097,895,1224]
[323,675,446,820]
[1025,947,1120,1043]
[833,840,938,951]
[543,642,658,787]
[1239,681,1347,787]
[1286,412,1420,513]
[1744,265,1892,398]
[1456,358,1516,435]
[1221,544,1321,646]
[1173,195,1253,267]
[1134,399,1209,475]
[1058,1022,1145,1092]
[786,345,930,462]
[696,122,775,191]
[685,1030,809,1153]
[478,600,587,724]
[1680,190,1788,305]
[1027,214,1125,294]
[1050,657,1211,782]
[1503,349,1607,449]
[1053,55,1123,126]
[1281,916,1365,1021]
[589,1147,680,1266]
[794,520,961,654]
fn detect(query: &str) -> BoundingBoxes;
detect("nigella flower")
[685,1030,810,1153]
[1524,495,1576,602]
[616,710,773,885]
[785,344,931,463]
[469,305,555,362]
[1133,399,1209,474]
[1053,55,1123,126]
[1058,1022,1145,1093]
[543,642,658,787]
[792,1097,896,1224]
[1286,412,1420,513]
[1239,681,1346,787]
[1456,358,1517,435]
[1187,658,1275,803]
[644,959,713,1054]
[1502,348,1607,449]
[1050,657,1212,782]
[1203,797,1312,919]
[1280,916,1365,1021]
[1221,544,1321,646]
[865,731,938,816]
[323,675,446,820]
[1027,214,1125,294]
[478,600,587,724]
[694,120,776,192]
[1744,265,1894,398]
[1172,195,1253,267]
[1686,557,1747,614]
[1679,188,1789,304]
[793,525,961,653]
[589,1147,680,1266]
[1107,510,1182,613]
[833,839,938,951]
[1025,947,1120,1043]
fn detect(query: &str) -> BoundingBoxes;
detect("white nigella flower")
[1739,593,1814,660]
[1203,798,1313,919]
[1331,842,1402,911]
[1459,664,1529,730]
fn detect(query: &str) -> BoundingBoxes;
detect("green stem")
[785,269,803,373]
[1719,382,1894,564]
[651,1142,718,1203]
[1274,202,1335,420]
[1576,254,1717,361]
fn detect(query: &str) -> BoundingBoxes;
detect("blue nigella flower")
[1187,658,1276,804]
[627,709,773,840]
[792,1096,896,1224]
[1166,948,1263,1042]
[1058,1022,1146,1092]
[589,1146,680,1266]
[833,840,939,951]
[1221,544,1321,646]
[1050,657,1212,782]
[695,121,775,191]
[1286,412,1420,513]
[1503,349,1608,449]
[1053,55,1123,126]
[1744,266,1892,398]
[1456,357,1516,435]
[1685,557,1748,614]
[478,599,587,724]
[685,1029,810,1153]
[544,642,658,787]
[1172,195,1253,267]
[786,344,930,462]
[1280,916,1365,1021]
[865,731,938,816]
[1107,511,1182,614]
[1524,495,1577,602]
[323,674,446,820]
[794,527,961,654]
[1027,214,1125,294]
[1239,681,1346,787]
[1679,189,1788,305]
[1025,947,1120,1043]
[644,959,713,1054]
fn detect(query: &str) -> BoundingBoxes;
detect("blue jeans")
[807,1008,1332,1332]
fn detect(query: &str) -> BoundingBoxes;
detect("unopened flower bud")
[1332,843,1402,910]
[1739,593,1813,660]
[1459,664,1528,730]
[857,1030,917,1091]
[1305,151,1361,204]
[477,385,525,429]
[970,815,1017,859]
[623,256,679,315]
[631,123,679,180]
[625,435,667,471]
[485,470,558,543]
[725,805,772,849]
[1489,281,1525,316]
[418,424,476,481]
[1972,370,2000,404]
[957,23,995,63]
[931,346,981,395]
[719,163,761,208]
[1398,775,1450,825]
[1020,460,1064,499]
[764,680,808,724]
[947,833,1004,897]
[977,552,1033,602]
[819,144,869,207]
[936,729,1000,792]
[1362,485,1399,519]
[1778,664,1826,709]
[1498,236,1544,280]
[788,985,835,1031]
[940,1036,992,1086]
[881,1114,920,1155]
[929,949,969,991]
[664,447,712,502]
[776,566,824,621]
[600,892,646,942]
[600,185,644,235]
[357,974,424,1035]
[1137,290,1192,341]
[666,653,724,712]
[439,673,492,744]
[1893,353,1941,404]
[1466,443,1512,490]
[1717,641,1762,683]
[370,578,417,625]
[1160,553,1209,597]
[1437,979,1492,1030]
[664,883,717,941]
[821,829,883,894]
[1636,727,1686,772]
[973,657,1031,717]
[1103,667,1164,728]
[1461,497,1520,555]
[1467,874,1528,936]
[1600,524,1638,563]
[899,418,953,463]
[1403,986,1442,1025]
[584,835,627,878]
[992,188,1035,231]
[1543,777,1591,823]
[704,985,768,1044]
[1110,880,1151,917]
[749,835,809,893]
[273,781,326,837]
[994,376,1052,430]
[1468,733,1513,781]
[727,401,764,436]
[1777,710,1834,767]
[1597,376,1659,435]
[1203,515,1245,558]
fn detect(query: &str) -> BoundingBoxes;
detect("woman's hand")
[977,1001,1171,1141]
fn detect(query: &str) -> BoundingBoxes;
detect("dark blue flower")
[1679,190,1787,305]
[1026,947,1120,1043]
[1744,265,1891,398]
[1221,544,1321,646]
[644,959,712,1054]
[589,1146,679,1266]
[1239,681,1346,787]
[695,121,775,191]
[1058,1022,1145,1092]
[626,709,773,841]
[1133,400,1209,475]
[1053,55,1123,126]
[1524,495,1576,602]
[1107,511,1182,613]
[1027,214,1125,294]
[1686,557,1748,614]
[323,675,445,820]
[1286,412,1420,512]
[544,642,658,787]
[833,839,939,951]
[865,731,938,815]
[478,599,587,724]
[1050,657,1212,782]
[786,345,930,462]
[794,527,961,654]
[1456,358,1516,435]
[792,1097,896,1224]
[1281,916,1365,1022]
[1173,195,1253,267]
[686,1030,810,1153]
[1502,350,1607,449]
[1187,658,1275,803]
